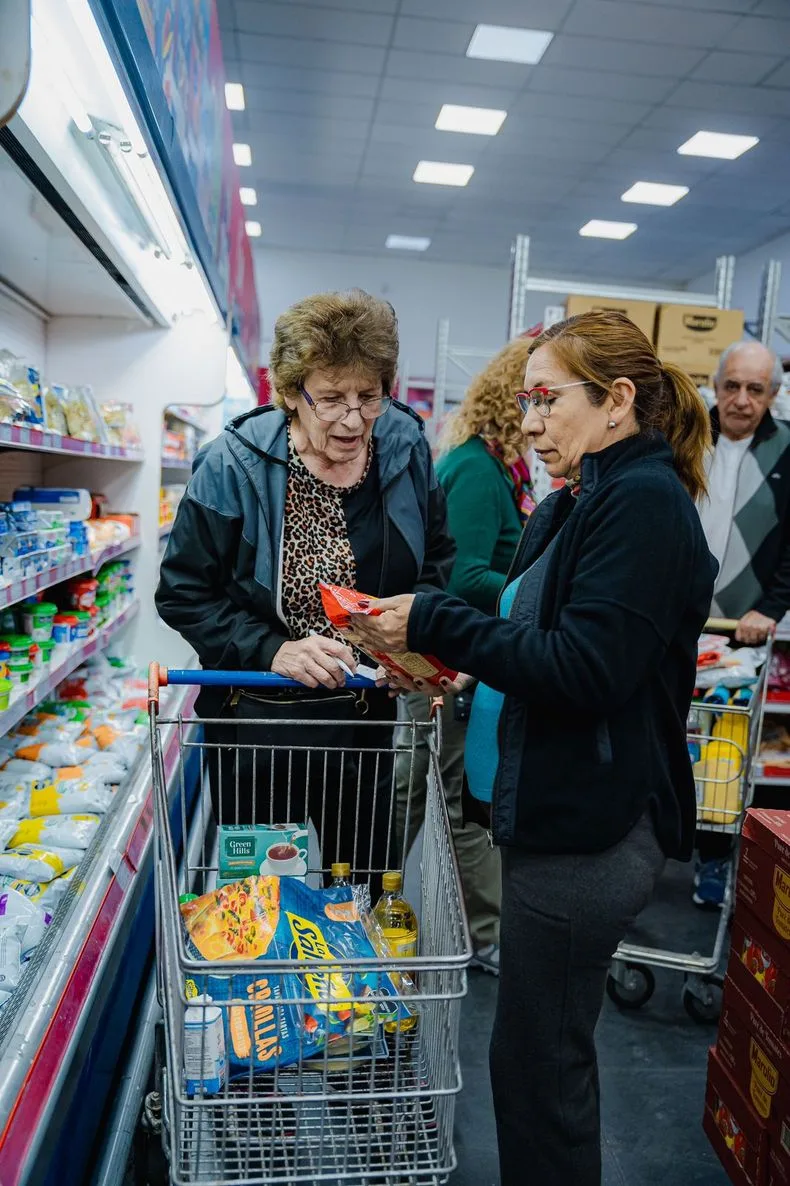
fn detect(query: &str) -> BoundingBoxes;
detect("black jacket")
[156,403,455,678]
[409,433,717,861]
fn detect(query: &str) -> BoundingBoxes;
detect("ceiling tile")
[385,49,530,88]
[691,50,782,84]
[391,16,476,54]
[667,79,790,117]
[528,67,677,104]
[543,34,708,77]
[238,35,387,72]
[512,91,652,127]
[237,61,381,97]
[233,1,394,42]
[608,0,754,10]
[400,0,572,23]
[562,1,740,47]
[763,61,790,88]
[717,15,790,53]
[377,77,521,108]
[240,87,377,121]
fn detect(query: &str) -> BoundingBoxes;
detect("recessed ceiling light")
[245,220,262,237]
[240,187,257,206]
[579,220,637,240]
[225,83,245,111]
[233,143,252,167]
[413,160,474,187]
[677,131,759,160]
[386,235,431,251]
[466,24,553,65]
[621,181,689,206]
[435,104,506,136]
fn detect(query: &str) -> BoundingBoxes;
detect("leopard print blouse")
[281,428,374,643]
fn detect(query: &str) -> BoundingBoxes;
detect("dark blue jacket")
[409,432,717,860]
[156,403,454,679]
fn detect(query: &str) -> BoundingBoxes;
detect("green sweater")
[436,436,522,615]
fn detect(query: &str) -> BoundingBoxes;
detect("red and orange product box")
[738,810,790,943]
[705,1047,770,1186]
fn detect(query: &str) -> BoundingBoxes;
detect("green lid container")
[95,592,112,607]
[71,610,92,621]
[29,602,57,617]
[0,634,32,651]
[38,639,56,657]
[179,894,198,904]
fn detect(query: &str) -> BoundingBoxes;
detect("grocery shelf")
[755,766,790,786]
[0,598,140,741]
[0,536,140,612]
[160,459,193,474]
[0,422,144,462]
[164,407,208,433]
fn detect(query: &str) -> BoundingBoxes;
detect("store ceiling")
[217,0,790,285]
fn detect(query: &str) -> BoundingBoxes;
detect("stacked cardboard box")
[705,810,790,1185]
[565,294,658,342]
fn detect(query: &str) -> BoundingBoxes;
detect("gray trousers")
[395,692,501,947]
[491,812,665,1186]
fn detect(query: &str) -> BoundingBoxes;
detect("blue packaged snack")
[181,876,409,1076]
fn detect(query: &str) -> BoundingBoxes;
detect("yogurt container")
[52,615,78,644]
[71,611,91,640]
[0,678,11,710]
[22,602,57,642]
[38,639,55,670]
[0,634,32,661]
[66,578,98,611]
[6,659,33,686]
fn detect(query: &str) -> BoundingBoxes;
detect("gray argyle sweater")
[708,408,790,622]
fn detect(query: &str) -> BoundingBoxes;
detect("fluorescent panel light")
[621,181,689,206]
[435,104,506,136]
[386,235,431,251]
[579,220,637,240]
[413,160,474,187]
[225,83,245,111]
[239,187,257,206]
[245,220,262,237]
[233,142,252,167]
[677,130,759,160]
[466,24,553,65]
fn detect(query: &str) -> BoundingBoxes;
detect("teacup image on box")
[218,823,309,884]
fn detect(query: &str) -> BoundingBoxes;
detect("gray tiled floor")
[451,860,730,1186]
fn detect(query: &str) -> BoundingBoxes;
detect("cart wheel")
[682,979,721,1024]
[606,963,656,1010]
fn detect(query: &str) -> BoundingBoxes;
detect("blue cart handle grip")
[160,667,378,690]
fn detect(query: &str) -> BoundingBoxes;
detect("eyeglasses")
[515,381,596,418]
[300,384,392,423]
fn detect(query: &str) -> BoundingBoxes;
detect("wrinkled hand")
[374,665,475,698]
[347,594,415,654]
[735,610,776,646]
[271,636,356,689]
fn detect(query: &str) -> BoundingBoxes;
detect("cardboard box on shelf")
[739,810,790,941]
[717,976,790,1135]
[655,304,744,375]
[770,1145,790,1186]
[727,904,790,1046]
[565,295,657,341]
[705,1047,770,1186]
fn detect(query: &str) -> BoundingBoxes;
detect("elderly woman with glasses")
[349,310,717,1184]
[156,288,454,883]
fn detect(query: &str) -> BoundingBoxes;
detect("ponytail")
[657,362,711,502]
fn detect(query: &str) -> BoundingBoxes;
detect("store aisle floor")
[451,860,730,1185]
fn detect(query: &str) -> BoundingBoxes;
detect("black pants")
[490,814,665,1186]
[201,686,397,896]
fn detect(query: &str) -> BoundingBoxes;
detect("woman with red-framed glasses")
[345,310,717,1186]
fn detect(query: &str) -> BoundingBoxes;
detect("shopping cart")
[147,663,472,1186]
[607,619,772,1024]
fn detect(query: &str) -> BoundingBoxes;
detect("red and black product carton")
[717,977,790,1138]
[727,904,790,1046]
[705,1047,770,1185]
[770,1146,790,1186]
[739,811,790,941]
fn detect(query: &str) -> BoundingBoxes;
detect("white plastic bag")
[0,888,50,955]
[1,760,54,779]
[0,867,75,911]
[9,814,100,851]
[28,780,112,817]
[0,923,25,994]
[12,741,96,768]
[0,844,84,882]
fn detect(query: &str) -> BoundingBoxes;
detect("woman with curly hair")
[397,336,536,974]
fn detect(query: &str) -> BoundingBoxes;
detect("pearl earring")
[608,419,616,429]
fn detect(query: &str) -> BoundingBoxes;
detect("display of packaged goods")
[42,385,69,435]
[99,401,141,450]
[704,1047,769,1186]
[62,386,108,444]
[13,487,93,521]
[739,810,790,944]
[0,350,43,425]
[565,295,658,342]
[655,305,745,385]
[160,484,186,528]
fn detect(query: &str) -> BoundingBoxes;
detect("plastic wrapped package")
[27,780,113,816]
[62,386,107,444]
[0,924,25,1000]
[0,760,52,779]
[0,888,50,956]
[13,739,96,768]
[0,845,84,883]
[0,351,42,425]
[9,815,100,851]
[99,402,141,450]
[43,386,69,435]
[0,866,75,912]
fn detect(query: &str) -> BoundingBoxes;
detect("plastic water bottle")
[184,994,226,1096]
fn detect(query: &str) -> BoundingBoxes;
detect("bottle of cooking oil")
[374,871,418,1033]
[331,862,351,887]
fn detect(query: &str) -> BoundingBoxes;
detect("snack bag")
[0,844,83,883]
[181,877,409,1076]
[320,582,458,689]
[9,814,100,851]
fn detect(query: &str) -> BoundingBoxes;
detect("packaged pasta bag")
[9,814,101,851]
[181,876,410,1077]
[0,844,83,883]
[320,582,458,689]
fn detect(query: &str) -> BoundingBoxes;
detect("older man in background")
[694,339,790,908]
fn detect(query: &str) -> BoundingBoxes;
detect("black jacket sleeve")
[755,515,790,621]
[413,438,456,593]
[408,475,706,713]
[156,491,288,672]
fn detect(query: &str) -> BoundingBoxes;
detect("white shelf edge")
[160,459,193,473]
[0,538,140,612]
[164,407,208,434]
[764,701,790,715]
[0,423,144,463]
[0,599,140,740]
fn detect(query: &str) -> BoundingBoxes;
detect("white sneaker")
[472,944,500,976]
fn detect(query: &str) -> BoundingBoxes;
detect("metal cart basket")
[148,664,472,1186]
[607,619,772,1023]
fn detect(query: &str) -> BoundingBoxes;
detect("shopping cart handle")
[158,667,379,690]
